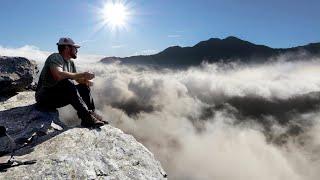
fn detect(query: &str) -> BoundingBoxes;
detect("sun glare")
[99,1,131,31]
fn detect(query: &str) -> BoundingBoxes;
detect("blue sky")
[0,0,319,57]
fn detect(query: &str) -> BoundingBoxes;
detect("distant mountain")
[100,36,320,67]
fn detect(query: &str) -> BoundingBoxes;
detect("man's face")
[68,46,78,59]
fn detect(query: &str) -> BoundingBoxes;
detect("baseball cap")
[56,37,80,48]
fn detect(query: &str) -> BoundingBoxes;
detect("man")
[35,37,107,128]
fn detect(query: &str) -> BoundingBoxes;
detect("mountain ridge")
[100,36,320,67]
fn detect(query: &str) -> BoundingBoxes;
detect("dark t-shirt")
[36,53,76,98]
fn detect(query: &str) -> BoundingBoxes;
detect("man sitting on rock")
[35,37,107,128]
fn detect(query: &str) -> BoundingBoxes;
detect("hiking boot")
[79,112,104,128]
[89,111,109,125]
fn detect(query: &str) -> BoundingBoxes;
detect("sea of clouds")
[2,45,320,180]
[84,58,320,180]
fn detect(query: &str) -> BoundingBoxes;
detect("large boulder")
[0,91,61,155]
[0,56,38,95]
[0,126,167,179]
[0,92,167,179]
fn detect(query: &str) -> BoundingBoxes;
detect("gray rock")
[0,126,167,179]
[0,91,62,155]
[0,136,13,156]
[0,56,38,94]
[0,92,167,179]
[0,91,36,111]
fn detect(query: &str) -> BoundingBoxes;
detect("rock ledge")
[0,92,166,179]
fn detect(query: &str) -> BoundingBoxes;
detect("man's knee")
[58,78,74,86]
[76,84,91,93]
[56,78,77,91]
[35,79,78,110]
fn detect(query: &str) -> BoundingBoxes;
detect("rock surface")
[0,56,38,94]
[0,126,167,179]
[0,92,167,179]
[0,91,61,155]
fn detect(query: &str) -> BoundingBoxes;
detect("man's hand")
[76,79,94,86]
[80,72,95,80]
[74,71,94,82]
[75,72,95,86]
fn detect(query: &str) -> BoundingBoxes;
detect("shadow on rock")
[0,104,66,157]
[0,92,19,103]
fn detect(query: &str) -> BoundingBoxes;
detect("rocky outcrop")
[0,91,61,155]
[0,92,167,179]
[0,126,167,179]
[0,56,38,95]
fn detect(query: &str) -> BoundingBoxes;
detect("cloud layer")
[61,58,320,180]
[4,44,320,179]
[0,45,103,65]
[0,45,50,61]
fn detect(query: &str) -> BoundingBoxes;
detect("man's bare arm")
[50,66,94,82]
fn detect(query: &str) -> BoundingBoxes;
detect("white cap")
[56,37,80,48]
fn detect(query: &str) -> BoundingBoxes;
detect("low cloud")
[78,39,97,45]
[133,49,159,56]
[111,44,126,49]
[0,45,104,66]
[168,34,182,38]
[58,57,320,180]
[0,45,50,62]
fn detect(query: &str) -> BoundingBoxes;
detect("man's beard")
[71,53,77,59]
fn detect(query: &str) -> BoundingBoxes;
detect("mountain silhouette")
[100,36,320,67]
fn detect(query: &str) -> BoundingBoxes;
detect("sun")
[99,0,131,31]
